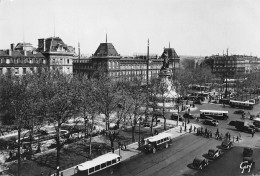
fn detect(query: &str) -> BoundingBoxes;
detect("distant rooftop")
[93,43,119,57]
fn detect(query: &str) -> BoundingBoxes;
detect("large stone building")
[210,54,260,78]
[37,37,75,74]
[73,41,180,82]
[0,37,75,75]
[0,43,47,75]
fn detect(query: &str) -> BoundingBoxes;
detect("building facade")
[0,37,75,76]
[73,42,180,82]
[210,54,260,78]
[37,37,75,74]
[0,43,47,75]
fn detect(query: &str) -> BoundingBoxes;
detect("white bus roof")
[200,110,228,113]
[254,118,260,122]
[78,153,120,171]
[230,100,254,105]
[147,133,172,142]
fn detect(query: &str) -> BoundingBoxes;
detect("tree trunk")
[17,122,21,176]
[131,125,135,142]
[56,121,61,176]
[163,99,166,131]
[89,115,94,157]
[150,115,154,135]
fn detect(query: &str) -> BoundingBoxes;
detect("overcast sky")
[0,0,260,56]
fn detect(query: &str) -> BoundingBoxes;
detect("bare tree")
[121,78,147,142]
[0,74,34,176]
[94,73,123,150]
[40,71,77,175]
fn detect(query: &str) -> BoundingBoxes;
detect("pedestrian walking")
[252,130,255,137]
[180,126,182,133]
[228,133,231,141]
[194,126,196,132]
[236,136,239,143]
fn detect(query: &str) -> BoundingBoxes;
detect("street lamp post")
[138,116,142,148]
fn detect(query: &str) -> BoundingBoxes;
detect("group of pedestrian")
[215,128,225,141]
[225,132,231,141]
[196,127,213,138]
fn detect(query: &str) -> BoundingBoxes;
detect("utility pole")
[78,42,80,62]
[145,39,150,122]
[225,48,229,98]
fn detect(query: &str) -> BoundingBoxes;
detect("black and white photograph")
[1,0,260,176]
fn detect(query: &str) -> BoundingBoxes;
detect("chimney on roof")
[10,43,15,51]
[38,38,45,52]
[9,43,14,56]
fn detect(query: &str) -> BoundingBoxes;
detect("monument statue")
[161,50,169,69]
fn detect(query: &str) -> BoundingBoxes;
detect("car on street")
[221,139,233,149]
[234,110,245,114]
[243,147,253,157]
[142,121,156,127]
[207,149,223,159]
[183,113,195,119]
[228,120,236,126]
[192,157,209,170]
[240,157,255,170]
[171,113,184,121]
[203,119,219,126]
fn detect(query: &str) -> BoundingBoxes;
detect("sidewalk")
[56,119,200,176]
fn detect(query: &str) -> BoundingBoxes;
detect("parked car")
[183,113,195,119]
[142,121,156,127]
[228,120,236,126]
[221,139,233,149]
[192,157,209,170]
[208,149,223,159]
[203,119,219,126]
[241,157,255,170]
[171,113,184,121]
[243,147,253,157]
[234,110,245,114]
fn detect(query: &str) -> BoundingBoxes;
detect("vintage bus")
[248,97,260,105]
[200,110,229,120]
[143,133,172,154]
[76,153,121,175]
[229,100,254,110]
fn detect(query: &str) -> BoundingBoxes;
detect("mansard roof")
[44,37,72,53]
[93,43,119,57]
[161,48,179,59]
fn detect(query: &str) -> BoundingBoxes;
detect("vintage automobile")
[171,113,184,121]
[228,120,236,126]
[221,139,233,149]
[203,119,219,126]
[183,113,195,119]
[234,110,245,114]
[243,147,253,157]
[192,157,209,170]
[207,149,223,159]
[240,157,255,173]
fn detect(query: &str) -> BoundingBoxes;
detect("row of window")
[108,70,160,77]
[155,137,170,145]
[0,57,46,64]
[0,67,48,75]
[52,58,71,65]
[88,159,117,174]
